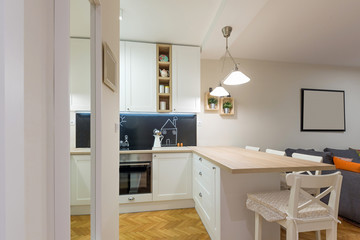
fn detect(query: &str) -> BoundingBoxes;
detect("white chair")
[290,153,324,240]
[247,172,343,240]
[246,146,260,151]
[292,153,323,176]
[265,149,285,156]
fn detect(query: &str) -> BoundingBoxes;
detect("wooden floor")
[71,208,360,239]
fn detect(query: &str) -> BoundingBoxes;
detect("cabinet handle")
[212,167,216,170]
[174,108,176,111]
[153,154,156,158]
[199,171,202,176]
[127,108,130,111]
[128,196,135,201]
[199,192,202,198]
[198,157,202,162]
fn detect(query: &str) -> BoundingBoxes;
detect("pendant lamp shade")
[223,68,250,85]
[210,85,229,97]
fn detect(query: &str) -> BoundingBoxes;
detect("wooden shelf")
[156,44,172,112]
[204,92,219,111]
[220,97,234,116]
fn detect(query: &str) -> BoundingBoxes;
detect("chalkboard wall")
[120,113,196,150]
[75,112,197,150]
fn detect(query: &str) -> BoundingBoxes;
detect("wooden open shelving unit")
[220,97,234,116]
[156,44,172,112]
[204,92,219,111]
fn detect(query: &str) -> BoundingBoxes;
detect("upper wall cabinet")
[70,38,91,111]
[172,45,201,113]
[120,41,156,112]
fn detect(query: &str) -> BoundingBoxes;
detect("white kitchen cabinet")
[120,41,156,112]
[71,154,91,205]
[152,153,192,201]
[193,153,220,239]
[70,38,91,111]
[172,45,201,113]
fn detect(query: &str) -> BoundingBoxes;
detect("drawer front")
[193,161,213,193]
[193,178,214,223]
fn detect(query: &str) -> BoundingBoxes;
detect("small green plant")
[208,97,218,105]
[223,101,233,109]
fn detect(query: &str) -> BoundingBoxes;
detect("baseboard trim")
[119,199,195,214]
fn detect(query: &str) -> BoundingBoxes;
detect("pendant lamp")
[221,26,250,85]
[210,83,229,97]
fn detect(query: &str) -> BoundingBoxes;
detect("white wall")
[24,0,55,238]
[0,0,25,239]
[198,59,360,152]
[98,0,120,239]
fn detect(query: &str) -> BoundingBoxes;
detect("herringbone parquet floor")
[71,208,360,239]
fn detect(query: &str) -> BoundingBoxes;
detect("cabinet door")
[153,153,192,201]
[125,42,156,112]
[119,41,126,111]
[71,155,91,205]
[172,45,200,113]
[70,39,91,111]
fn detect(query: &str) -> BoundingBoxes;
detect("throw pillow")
[339,157,353,162]
[333,156,360,173]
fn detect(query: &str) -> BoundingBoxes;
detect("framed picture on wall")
[301,88,345,131]
[103,42,118,92]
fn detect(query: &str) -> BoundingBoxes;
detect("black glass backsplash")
[120,113,196,150]
[76,113,91,148]
[75,112,197,150]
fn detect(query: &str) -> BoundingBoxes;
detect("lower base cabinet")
[193,153,220,240]
[71,155,91,205]
[152,153,193,201]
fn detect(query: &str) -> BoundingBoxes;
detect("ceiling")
[72,0,360,67]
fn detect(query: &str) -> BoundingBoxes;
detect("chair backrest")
[265,149,285,156]
[286,172,343,219]
[245,146,260,151]
[291,153,323,175]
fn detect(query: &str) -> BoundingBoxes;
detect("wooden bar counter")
[190,146,335,173]
[189,146,336,240]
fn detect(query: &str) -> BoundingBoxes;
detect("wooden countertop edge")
[189,146,336,174]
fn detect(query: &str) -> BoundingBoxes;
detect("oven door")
[119,162,151,195]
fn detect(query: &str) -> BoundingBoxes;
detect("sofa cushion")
[333,156,360,173]
[286,149,333,164]
[324,148,360,163]
[349,148,360,157]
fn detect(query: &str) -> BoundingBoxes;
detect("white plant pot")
[224,108,230,114]
[210,103,216,109]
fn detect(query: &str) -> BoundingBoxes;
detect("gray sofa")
[285,148,360,224]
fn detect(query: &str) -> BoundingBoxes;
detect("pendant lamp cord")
[221,36,239,73]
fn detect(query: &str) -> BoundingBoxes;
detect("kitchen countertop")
[71,147,192,155]
[189,146,336,174]
[71,146,336,174]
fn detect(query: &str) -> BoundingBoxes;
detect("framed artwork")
[301,88,345,131]
[103,42,118,92]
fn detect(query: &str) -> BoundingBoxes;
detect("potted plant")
[223,101,233,114]
[208,97,218,109]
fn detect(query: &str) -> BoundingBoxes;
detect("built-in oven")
[119,153,152,197]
